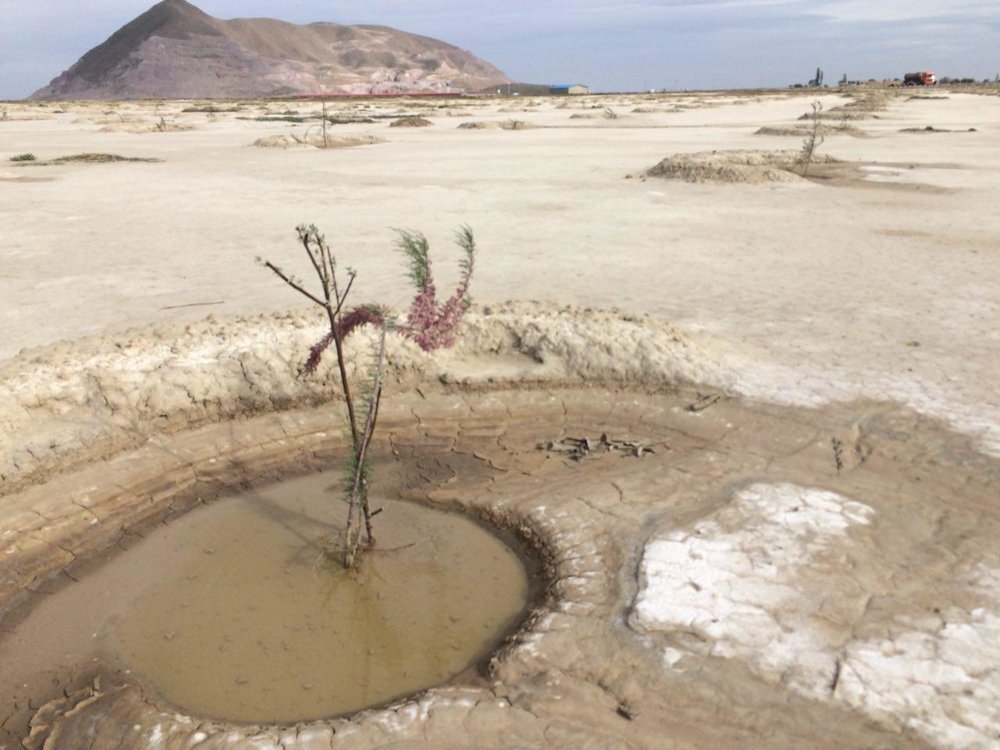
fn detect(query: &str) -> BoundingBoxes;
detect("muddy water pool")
[0,471,531,725]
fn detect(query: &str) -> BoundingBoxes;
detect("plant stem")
[344,324,387,566]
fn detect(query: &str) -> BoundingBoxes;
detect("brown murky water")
[0,472,531,725]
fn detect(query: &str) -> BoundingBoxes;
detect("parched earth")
[1,308,998,749]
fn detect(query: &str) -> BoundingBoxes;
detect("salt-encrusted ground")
[1,90,999,749]
[0,305,996,749]
[632,483,1000,749]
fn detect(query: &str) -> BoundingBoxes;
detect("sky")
[1,0,999,99]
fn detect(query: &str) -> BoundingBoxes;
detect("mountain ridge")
[32,0,509,99]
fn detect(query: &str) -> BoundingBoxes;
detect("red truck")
[904,71,937,86]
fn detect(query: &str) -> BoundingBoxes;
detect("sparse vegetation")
[259,225,478,567]
[797,101,825,176]
[831,437,845,473]
[838,105,852,131]
[457,119,535,130]
[10,152,160,166]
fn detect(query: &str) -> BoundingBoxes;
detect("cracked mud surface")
[2,367,998,748]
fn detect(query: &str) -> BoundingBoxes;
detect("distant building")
[549,84,590,95]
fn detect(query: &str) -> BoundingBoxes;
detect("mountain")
[31,0,509,99]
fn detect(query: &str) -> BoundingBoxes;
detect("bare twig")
[262,260,327,308]
[344,324,388,566]
[686,394,721,412]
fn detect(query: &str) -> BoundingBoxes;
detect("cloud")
[813,0,999,23]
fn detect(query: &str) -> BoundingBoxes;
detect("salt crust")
[2,302,997,494]
[631,483,1000,750]
[2,304,998,746]
[0,304,707,491]
[723,354,1000,459]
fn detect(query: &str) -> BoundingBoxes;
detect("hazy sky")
[2,0,998,98]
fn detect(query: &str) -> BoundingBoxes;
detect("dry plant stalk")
[259,224,478,567]
[259,225,379,565]
[798,100,825,176]
[343,325,387,568]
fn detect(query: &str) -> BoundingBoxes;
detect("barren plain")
[1,89,999,749]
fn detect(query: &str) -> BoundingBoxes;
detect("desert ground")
[0,89,998,749]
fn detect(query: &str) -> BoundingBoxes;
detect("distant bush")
[10,153,36,162]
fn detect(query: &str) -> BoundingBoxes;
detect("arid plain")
[1,90,999,749]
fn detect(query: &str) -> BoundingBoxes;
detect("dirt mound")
[631,105,683,114]
[755,124,866,138]
[389,116,433,128]
[457,120,535,131]
[569,108,619,120]
[799,110,870,122]
[0,303,709,495]
[13,153,161,166]
[799,92,896,123]
[900,126,976,133]
[641,150,836,184]
[250,134,383,149]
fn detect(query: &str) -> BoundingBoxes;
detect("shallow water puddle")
[1,472,531,724]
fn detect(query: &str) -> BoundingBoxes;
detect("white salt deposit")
[631,483,1000,749]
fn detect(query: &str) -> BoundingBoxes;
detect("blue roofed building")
[549,83,590,95]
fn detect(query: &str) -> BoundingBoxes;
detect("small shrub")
[259,225,478,567]
[798,101,825,176]
[10,153,36,162]
[395,227,476,351]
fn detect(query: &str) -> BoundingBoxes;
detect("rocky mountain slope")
[32,0,508,99]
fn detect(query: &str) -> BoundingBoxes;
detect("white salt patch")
[633,483,872,697]
[148,724,165,748]
[836,566,1000,750]
[633,483,1000,749]
[663,648,685,668]
[722,355,1000,458]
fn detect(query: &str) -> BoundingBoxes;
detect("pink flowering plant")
[259,223,477,567]
[396,226,476,352]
